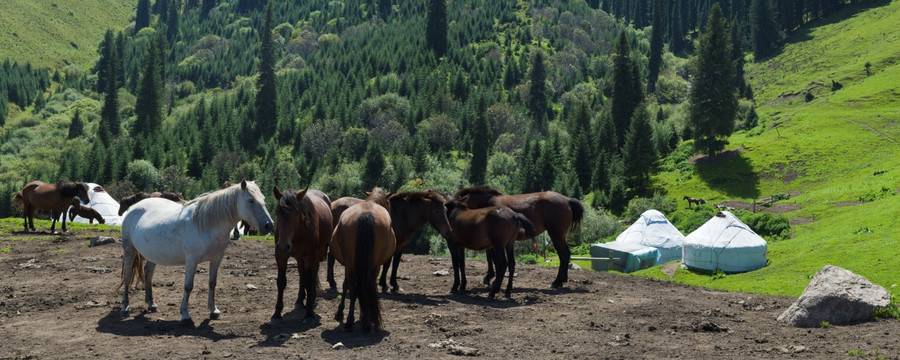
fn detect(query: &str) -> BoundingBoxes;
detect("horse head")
[272,185,308,255]
[423,190,453,239]
[453,186,501,208]
[235,180,274,236]
[364,187,391,212]
[74,182,90,204]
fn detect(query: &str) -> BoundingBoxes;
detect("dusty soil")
[1,228,897,359]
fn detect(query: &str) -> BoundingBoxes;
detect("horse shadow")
[319,325,390,349]
[255,310,324,347]
[96,310,243,341]
[380,290,450,307]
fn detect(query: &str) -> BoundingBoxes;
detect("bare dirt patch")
[789,217,819,226]
[1,229,897,359]
[833,201,863,207]
[717,200,801,215]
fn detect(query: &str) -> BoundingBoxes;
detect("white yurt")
[612,209,685,264]
[65,183,125,226]
[682,211,767,273]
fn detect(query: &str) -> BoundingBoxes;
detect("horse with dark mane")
[453,186,584,288]
[683,195,707,208]
[331,187,395,333]
[19,180,90,233]
[445,199,535,298]
[326,189,453,293]
[68,202,105,224]
[118,191,184,216]
[270,186,333,324]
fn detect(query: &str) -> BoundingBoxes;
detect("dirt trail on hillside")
[0,229,896,359]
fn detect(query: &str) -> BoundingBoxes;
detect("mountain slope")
[643,0,900,296]
[0,0,135,68]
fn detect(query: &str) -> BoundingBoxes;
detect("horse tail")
[513,212,536,239]
[118,252,145,291]
[568,197,584,232]
[354,212,382,332]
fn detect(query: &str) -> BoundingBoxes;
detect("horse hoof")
[119,309,130,318]
[391,287,403,294]
[550,281,564,289]
[148,305,159,313]
[180,318,194,326]
[269,316,282,325]
[210,311,222,320]
[302,316,316,325]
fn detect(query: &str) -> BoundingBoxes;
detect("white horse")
[119,180,274,323]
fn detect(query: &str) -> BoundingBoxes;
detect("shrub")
[625,193,677,221]
[428,235,448,256]
[733,210,791,240]
[125,160,161,192]
[517,254,539,265]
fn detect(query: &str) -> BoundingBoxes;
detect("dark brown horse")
[68,203,106,224]
[326,196,365,291]
[325,190,453,293]
[271,186,333,323]
[683,195,707,208]
[445,200,535,298]
[19,181,90,233]
[331,188,395,333]
[118,191,184,216]
[453,186,584,288]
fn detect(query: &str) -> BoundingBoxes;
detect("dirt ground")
[1,228,897,359]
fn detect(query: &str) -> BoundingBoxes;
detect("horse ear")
[273,185,282,200]
[364,191,372,197]
[241,179,248,190]
[296,187,308,201]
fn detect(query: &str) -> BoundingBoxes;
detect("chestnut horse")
[331,188,395,333]
[445,200,535,299]
[453,186,584,288]
[270,186,333,323]
[19,181,90,233]
[118,191,184,216]
[683,195,707,208]
[326,190,453,293]
[69,203,106,224]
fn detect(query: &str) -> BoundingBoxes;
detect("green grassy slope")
[639,1,900,296]
[0,0,135,69]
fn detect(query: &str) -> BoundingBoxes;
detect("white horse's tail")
[118,252,145,291]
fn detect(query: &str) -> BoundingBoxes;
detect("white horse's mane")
[185,181,266,232]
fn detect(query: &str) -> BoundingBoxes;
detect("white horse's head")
[235,180,275,235]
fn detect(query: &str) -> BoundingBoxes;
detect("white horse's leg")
[180,260,198,323]
[144,261,158,312]
[207,254,224,320]
[120,247,136,317]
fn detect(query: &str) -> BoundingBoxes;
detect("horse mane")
[56,181,81,198]
[454,185,503,199]
[186,182,265,232]
[276,189,306,218]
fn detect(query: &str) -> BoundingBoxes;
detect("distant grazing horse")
[69,203,106,224]
[445,199,535,298]
[19,181,90,233]
[331,188,395,333]
[325,190,453,293]
[118,191,184,216]
[119,180,274,323]
[683,196,707,208]
[270,186,333,323]
[453,186,584,288]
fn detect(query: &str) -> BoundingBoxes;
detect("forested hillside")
[0,0,887,257]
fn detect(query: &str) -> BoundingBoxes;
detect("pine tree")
[254,2,277,144]
[134,35,163,135]
[570,104,593,192]
[94,30,114,93]
[135,0,151,34]
[378,0,391,20]
[610,31,644,149]
[622,106,657,194]
[750,0,778,59]
[425,0,448,57]
[689,4,737,157]
[647,0,665,93]
[115,32,126,88]
[731,19,748,98]
[200,0,216,20]
[362,140,385,191]
[68,109,84,139]
[167,0,181,42]
[529,50,549,129]
[154,0,169,22]
[468,110,489,186]
[99,43,119,144]
[0,86,7,127]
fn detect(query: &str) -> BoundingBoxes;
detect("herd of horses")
[11,180,584,333]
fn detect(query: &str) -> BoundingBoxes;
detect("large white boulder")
[777,265,890,327]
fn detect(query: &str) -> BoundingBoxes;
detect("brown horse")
[326,196,365,291]
[68,203,106,224]
[331,188,395,333]
[271,186,333,323]
[683,195,707,208]
[453,186,584,288]
[325,190,453,293]
[445,200,535,298]
[118,191,184,216]
[19,181,90,233]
